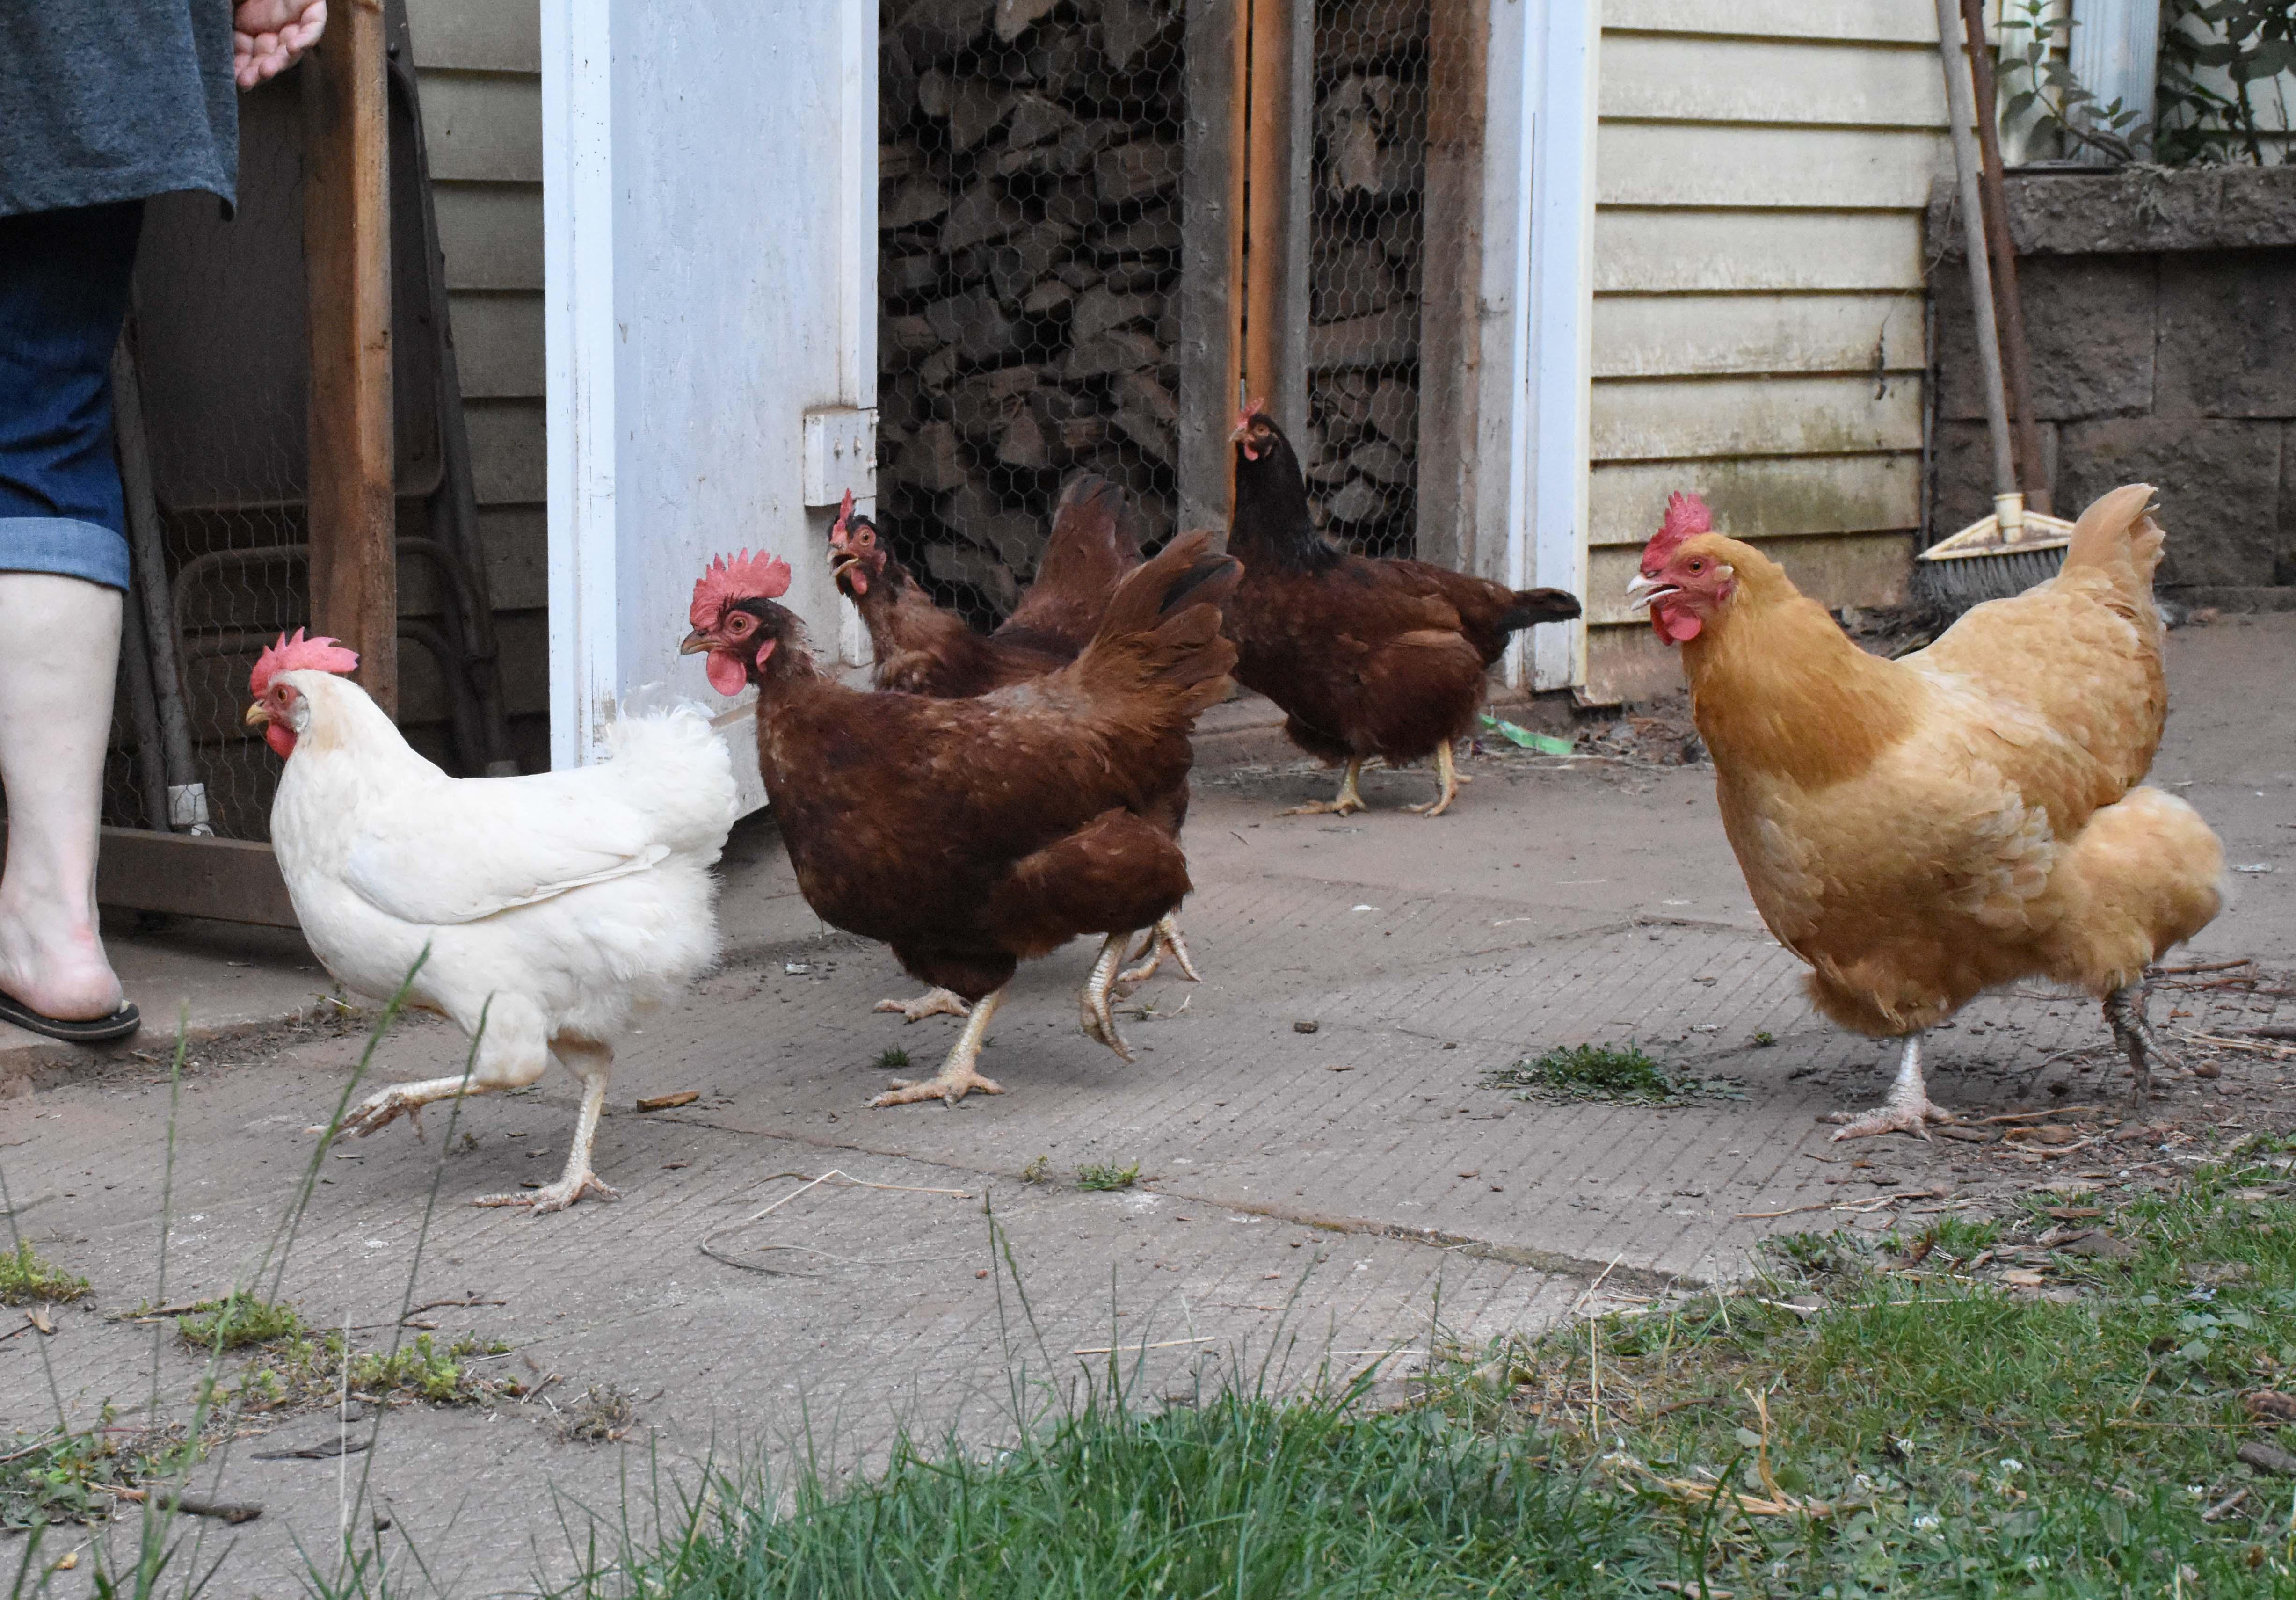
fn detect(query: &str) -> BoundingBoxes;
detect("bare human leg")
[872,989,1006,1107]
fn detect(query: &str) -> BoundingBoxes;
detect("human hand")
[233,0,328,89]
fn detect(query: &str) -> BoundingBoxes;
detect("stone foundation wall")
[1928,166,2296,602]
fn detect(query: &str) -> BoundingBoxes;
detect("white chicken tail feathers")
[600,709,741,865]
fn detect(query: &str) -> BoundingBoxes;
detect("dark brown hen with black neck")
[684,531,1240,1107]
[1225,405,1582,815]
[827,474,1202,992]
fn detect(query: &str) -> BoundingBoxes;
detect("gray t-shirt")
[0,0,238,217]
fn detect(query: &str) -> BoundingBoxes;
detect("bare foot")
[0,909,123,1022]
[475,1170,620,1212]
[874,989,969,1023]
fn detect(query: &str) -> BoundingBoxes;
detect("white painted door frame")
[541,0,878,792]
[1479,0,1598,692]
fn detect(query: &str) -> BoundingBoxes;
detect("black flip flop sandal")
[0,991,140,1044]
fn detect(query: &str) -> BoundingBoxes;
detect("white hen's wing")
[341,771,671,925]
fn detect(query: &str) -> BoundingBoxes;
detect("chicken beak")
[1625,573,1674,612]
[678,628,713,656]
[242,699,270,727]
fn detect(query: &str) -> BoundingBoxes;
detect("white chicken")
[245,631,738,1211]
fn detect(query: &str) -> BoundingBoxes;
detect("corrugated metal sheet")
[1586,2,1946,702]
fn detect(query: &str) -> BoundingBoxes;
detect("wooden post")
[1178,0,1248,533]
[305,0,397,715]
[1242,0,1309,444]
[1415,0,1489,573]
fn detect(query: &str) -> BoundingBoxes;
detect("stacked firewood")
[1301,1,1428,556]
[878,0,1184,619]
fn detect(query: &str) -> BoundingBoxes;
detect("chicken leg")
[1079,931,1134,1060]
[477,1040,620,1212]
[1404,741,1463,818]
[1281,758,1366,818]
[874,988,970,1023]
[2105,982,2177,1103]
[871,989,1005,1107]
[1832,1033,1957,1141]
[1119,914,1201,986]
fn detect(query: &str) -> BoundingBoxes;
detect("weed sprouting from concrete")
[1076,1162,1141,1192]
[1020,1154,1052,1185]
[552,1383,639,1446]
[876,1046,911,1070]
[1483,1043,1743,1107]
[0,1241,89,1306]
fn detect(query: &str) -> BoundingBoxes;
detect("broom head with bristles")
[1913,492,2078,614]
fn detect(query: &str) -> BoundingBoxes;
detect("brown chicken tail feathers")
[1497,587,1583,632]
[2059,482,2165,597]
[1072,529,1242,718]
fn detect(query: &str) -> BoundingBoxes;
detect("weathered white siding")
[405,0,551,768]
[1585,0,1947,701]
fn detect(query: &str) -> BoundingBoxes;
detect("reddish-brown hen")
[827,475,1200,994]
[685,531,1240,1107]
[1225,405,1581,816]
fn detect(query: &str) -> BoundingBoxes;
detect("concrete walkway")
[0,613,2288,1595]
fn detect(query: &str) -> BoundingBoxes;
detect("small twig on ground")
[743,1169,971,1222]
[1977,1106,2103,1124]
[403,1296,506,1318]
[1071,1336,1214,1356]
[2204,1486,2252,1523]
[634,1091,700,1112]
[2158,959,2252,975]
[109,1488,263,1524]
[2241,1025,2296,1043]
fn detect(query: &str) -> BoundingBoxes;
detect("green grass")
[1484,1043,1744,1107]
[1020,1154,1052,1185]
[174,1291,307,1350]
[0,1413,181,1531]
[560,1381,1616,1599]
[0,1241,88,1306]
[525,1151,2296,1599]
[1076,1161,1141,1192]
[876,1046,911,1070]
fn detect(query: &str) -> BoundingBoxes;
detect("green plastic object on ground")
[1479,713,1574,756]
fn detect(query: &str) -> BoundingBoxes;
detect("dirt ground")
[0,612,2288,1596]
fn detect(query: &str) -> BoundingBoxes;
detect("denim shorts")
[0,201,144,592]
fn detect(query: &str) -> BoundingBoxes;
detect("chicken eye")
[726,613,754,636]
[1687,558,1705,573]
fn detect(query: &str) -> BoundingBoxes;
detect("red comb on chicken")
[250,629,359,694]
[689,551,792,694]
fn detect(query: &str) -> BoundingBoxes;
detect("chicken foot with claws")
[476,1042,620,1212]
[1079,931,1135,1060]
[1832,1033,1958,1141]
[2105,981,2177,1102]
[871,989,1005,1107]
[1281,758,1366,818]
[874,987,970,1023]
[1404,742,1464,818]
[1119,914,1200,986]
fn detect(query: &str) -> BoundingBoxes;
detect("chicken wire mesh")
[878,0,1186,632]
[94,19,511,848]
[1301,0,1426,559]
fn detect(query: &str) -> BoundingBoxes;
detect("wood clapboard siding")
[1586,0,1945,702]
[405,0,548,749]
